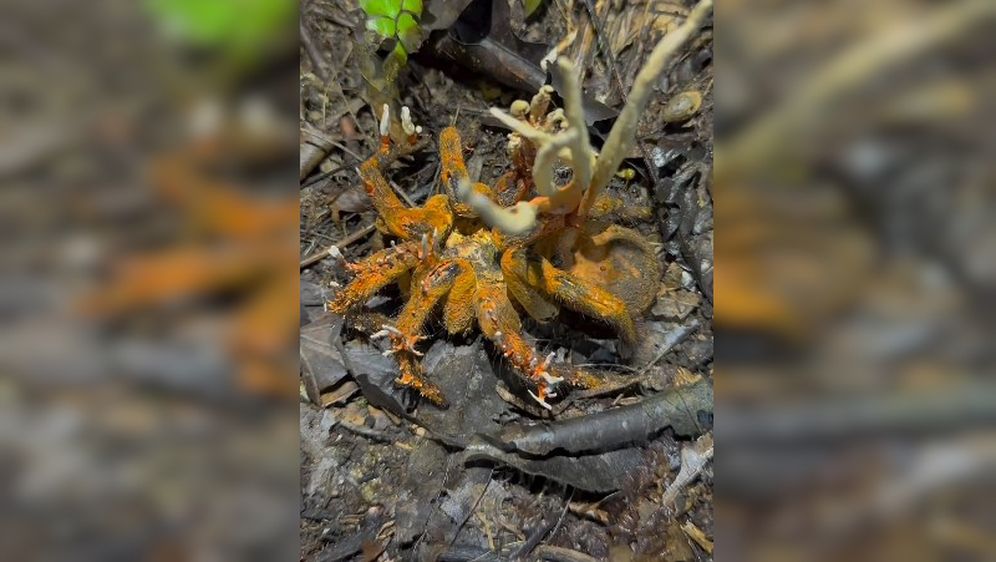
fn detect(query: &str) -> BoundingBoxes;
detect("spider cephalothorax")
[326,46,706,408]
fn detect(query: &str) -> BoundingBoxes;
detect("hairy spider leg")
[500,247,559,322]
[388,259,469,406]
[522,254,638,344]
[359,155,453,240]
[438,127,497,218]
[442,265,478,335]
[326,241,422,314]
[474,273,562,407]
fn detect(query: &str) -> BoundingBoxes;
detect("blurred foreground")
[0,0,299,558]
[715,0,996,560]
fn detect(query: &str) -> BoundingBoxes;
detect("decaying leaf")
[652,287,701,320]
[662,433,713,508]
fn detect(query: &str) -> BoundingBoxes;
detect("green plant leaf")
[360,0,399,19]
[396,12,422,52]
[366,15,397,38]
[392,42,409,64]
[524,0,544,17]
[401,0,423,17]
[360,0,425,61]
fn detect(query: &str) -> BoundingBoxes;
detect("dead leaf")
[661,433,713,508]
[320,380,360,406]
[652,288,701,320]
[300,314,349,393]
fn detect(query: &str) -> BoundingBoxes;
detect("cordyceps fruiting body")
[328,1,713,409]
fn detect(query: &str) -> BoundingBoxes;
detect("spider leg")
[376,259,468,406]
[439,127,497,218]
[359,157,453,240]
[326,241,422,314]
[442,264,477,335]
[500,247,558,322]
[474,275,563,409]
[522,254,638,344]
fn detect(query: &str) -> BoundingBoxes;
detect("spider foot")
[397,357,449,408]
[371,324,427,357]
[527,381,559,411]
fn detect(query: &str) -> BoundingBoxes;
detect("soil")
[299,1,714,560]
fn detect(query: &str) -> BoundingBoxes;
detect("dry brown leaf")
[320,380,360,407]
[652,288,701,319]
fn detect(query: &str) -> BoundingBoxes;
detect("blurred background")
[0,0,300,558]
[715,0,996,560]
[5,0,996,559]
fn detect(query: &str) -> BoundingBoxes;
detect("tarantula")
[326,40,712,407]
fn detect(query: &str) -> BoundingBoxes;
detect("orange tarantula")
[326,34,713,407]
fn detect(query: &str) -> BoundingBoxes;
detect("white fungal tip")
[541,372,564,385]
[542,352,555,368]
[528,389,553,410]
[370,329,390,340]
[400,105,417,135]
[379,104,390,137]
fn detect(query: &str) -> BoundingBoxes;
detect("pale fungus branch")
[582,0,713,219]
[456,178,538,235]
[470,0,712,238]
[488,107,552,144]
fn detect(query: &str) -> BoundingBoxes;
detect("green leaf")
[360,0,399,19]
[392,42,409,64]
[396,12,422,52]
[366,15,397,38]
[401,0,423,17]
[360,0,424,69]
[524,0,544,17]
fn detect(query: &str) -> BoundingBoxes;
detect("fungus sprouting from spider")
[326,27,710,408]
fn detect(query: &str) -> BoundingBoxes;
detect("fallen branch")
[497,378,712,455]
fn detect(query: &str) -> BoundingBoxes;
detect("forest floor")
[299,1,714,560]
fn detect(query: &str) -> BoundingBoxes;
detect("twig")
[498,379,712,455]
[639,319,700,373]
[300,223,376,269]
[389,180,417,208]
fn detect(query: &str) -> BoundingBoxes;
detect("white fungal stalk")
[456,178,537,235]
[582,0,713,217]
[400,105,422,136]
[379,104,390,138]
[458,0,713,235]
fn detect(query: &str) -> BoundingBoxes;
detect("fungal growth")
[327,0,712,409]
